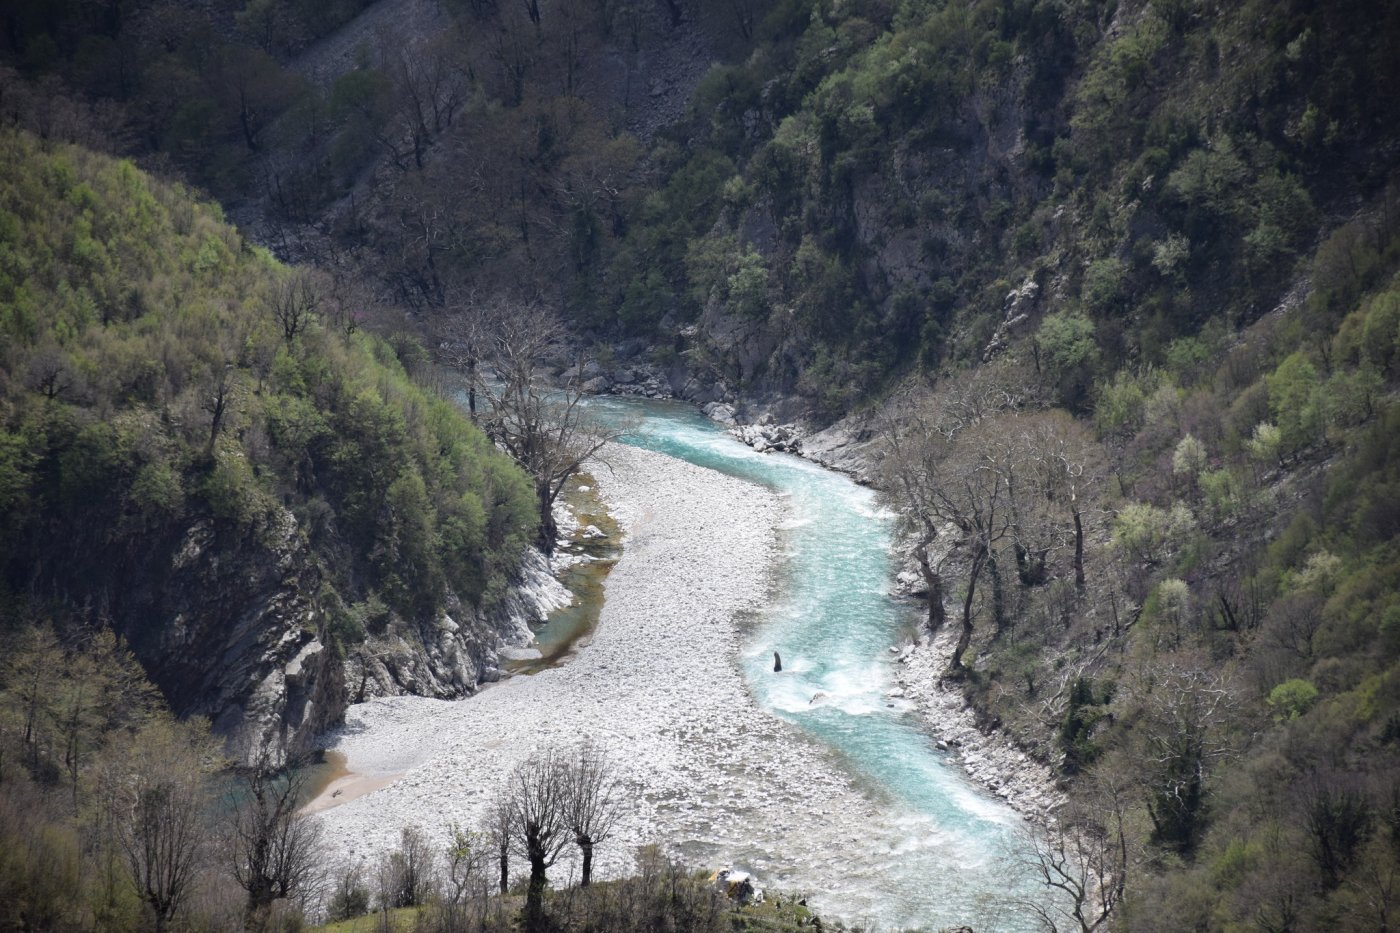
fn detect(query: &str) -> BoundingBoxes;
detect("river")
[313,395,1051,930]
[589,396,1049,929]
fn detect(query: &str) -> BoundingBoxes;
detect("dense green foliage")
[577,0,1400,410]
[0,130,535,649]
[1110,245,1400,928]
[908,202,1400,930]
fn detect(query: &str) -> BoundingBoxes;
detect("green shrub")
[1267,679,1319,720]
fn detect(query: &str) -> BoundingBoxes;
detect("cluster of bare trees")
[486,741,622,930]
[1019,770,1135,933]
[317,740,620,933]
[442,298,620,551]
[89,740,326,933]
[878,376,1107,670]
[21,734,620,932]
[1,625,325,933]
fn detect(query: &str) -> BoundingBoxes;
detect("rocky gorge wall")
[116,506,567,767]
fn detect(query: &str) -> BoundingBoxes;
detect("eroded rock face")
[345,549,569,706]
[128,511,340,766]
[120,509,564,766]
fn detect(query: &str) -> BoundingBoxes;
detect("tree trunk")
[497,850,508,895]
[246,874,275,933]
[525,854,548,932]
[207,387,227,455]
[987,548,1007,635]
[245,902,269,933]
[952,546,986,671]
[917,544,946,634]
[579,837,593,886]
[536,481,557,553]
[1073,506,1085,588]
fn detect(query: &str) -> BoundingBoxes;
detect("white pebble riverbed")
[313,443,1032,927]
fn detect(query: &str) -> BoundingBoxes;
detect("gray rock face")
[346,548,565,705]
[134,511,343,767]
[123,508,561,767]
[704,402,738,425]
[592,357,673,398]
[730,421,803,455]
[800,416,880,484]
[982,273,1040,362]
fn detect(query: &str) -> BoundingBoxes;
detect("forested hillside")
[0,128,537,764]
[584,0,1397,409]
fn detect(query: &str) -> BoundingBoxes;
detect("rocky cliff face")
[117,508,565,766]
[345,548,570,705]
[113,509,330,765]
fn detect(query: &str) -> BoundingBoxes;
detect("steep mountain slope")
[594,0,1400,412]
[0,129,540,762]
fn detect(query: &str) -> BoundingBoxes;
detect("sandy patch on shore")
[303,771,403,815]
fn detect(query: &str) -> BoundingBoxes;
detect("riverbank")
[894,631,1065,822]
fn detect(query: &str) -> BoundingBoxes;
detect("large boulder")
[710,868,764,906]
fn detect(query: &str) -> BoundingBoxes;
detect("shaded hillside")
[585,0,1400,413]
[0,129,537,761]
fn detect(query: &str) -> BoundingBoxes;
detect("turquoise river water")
[589,396,1050,931]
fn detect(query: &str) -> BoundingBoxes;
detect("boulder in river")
[711,868,764,905]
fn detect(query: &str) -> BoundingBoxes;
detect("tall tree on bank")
[562,740,621,887]
[225,753,323,932]
[879,379,1107,672]
[96,716,218,933]
[878,378,1018,671]
[505,746,571,931]
[468,300,616,552]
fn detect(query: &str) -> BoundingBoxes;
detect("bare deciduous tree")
[444,821,488,906]
[1007,410,1107,590]
[505,745,571,930]
[225,753,324,931]
[98,715,216,933]
[437,290,490,416]
[202,361,237,456]
[471,300,617,552]
[562,740,620,886]
[1131,663,1238,852]
[486,794,513,896]
[271,271,318,344]
[1022,770,1135,933]
[386,32,468,170]
[393,825,438,908]
[1298,769,1375,890]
